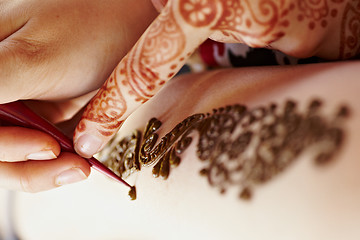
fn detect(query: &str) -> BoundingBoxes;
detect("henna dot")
[179,57,185,61]
[147,85,155,91]
[246,19,252,28]
[120,68,125,74]
[331,9,337,17]
[281,9,289,17]
[297,14,304,22]
[239,188,252,200]
[168,72,175,78]
[159,80,166,85]
[289,3,295,10]
[321,20,327,28]
[186,52,192,57]
[121,80,127,86]
[281,20,289,27]
[308,22,315,30]
[170,64,177,70]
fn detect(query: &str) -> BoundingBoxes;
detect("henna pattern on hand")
[76,0,358,141]
[100,99,350,200]
[339,1,360,58]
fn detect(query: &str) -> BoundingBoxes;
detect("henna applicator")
[0,101,136,199]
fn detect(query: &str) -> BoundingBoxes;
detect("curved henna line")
[102,100,350,200]
[76,72,127,134]
[339,2,360,58]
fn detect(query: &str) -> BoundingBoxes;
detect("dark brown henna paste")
[101,99,349,200]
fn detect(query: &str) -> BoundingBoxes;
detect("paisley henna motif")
[339,1,360,58]
[101,99,350,200]
[76,74,126,136]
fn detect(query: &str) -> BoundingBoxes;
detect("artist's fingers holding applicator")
[0,127,90,192]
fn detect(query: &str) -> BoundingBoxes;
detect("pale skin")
[73,0,360,160]
[4,61,360,240]
[0,0,158,192]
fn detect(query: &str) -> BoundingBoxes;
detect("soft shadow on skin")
[99,61,353,201]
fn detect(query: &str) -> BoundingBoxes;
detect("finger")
[0,152,90,193]
[24,90,97,124]
[0,127,60,162]
[74,0,222,158]
[151,0,168,12]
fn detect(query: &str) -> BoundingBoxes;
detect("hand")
[0,0,158,192]
[74,0,358,158]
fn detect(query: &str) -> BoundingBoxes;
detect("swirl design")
[101,99,349,200]
[77,74,126,136]
[339,2,360,58]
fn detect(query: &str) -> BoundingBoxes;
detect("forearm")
[12,61,360,240]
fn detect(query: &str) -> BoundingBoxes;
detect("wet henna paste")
[100,99,350,200]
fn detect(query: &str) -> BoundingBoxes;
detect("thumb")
[73,0,220,158]
[0,152,90,193]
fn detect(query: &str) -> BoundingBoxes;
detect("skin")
[0,0,158,192]
[5,61,360,240]
[73,0,360,158]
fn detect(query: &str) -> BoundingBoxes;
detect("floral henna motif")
[101,99,350,200]
[179,0,219,27]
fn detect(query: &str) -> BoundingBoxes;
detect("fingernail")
[75,134,102,158]
[55,168,87,186]
[26,150,57,160]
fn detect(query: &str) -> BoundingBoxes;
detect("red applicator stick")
[0,101,132,189]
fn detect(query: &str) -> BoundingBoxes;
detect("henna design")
[210,0,290,46]
[179,0,219,27]
[297,0,329,22]
[77,0,358,139]
[76,74,126,136]
[101,99,349,200]
[339,1,360,58]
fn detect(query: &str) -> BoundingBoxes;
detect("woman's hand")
[74,0,359,158]
[0,0,158,192]
[0,126,91,192]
